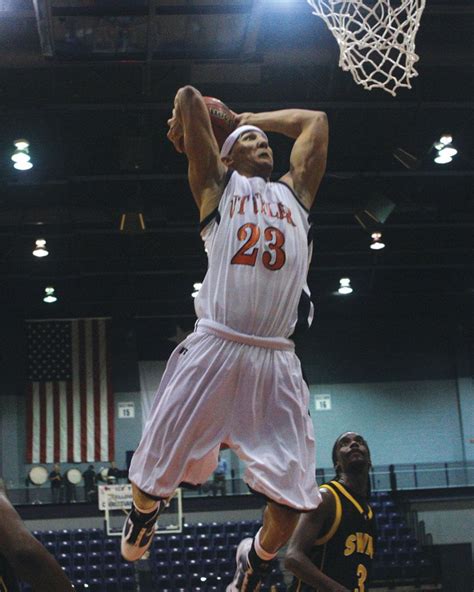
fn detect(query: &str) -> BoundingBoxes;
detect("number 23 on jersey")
[230,223,286,271]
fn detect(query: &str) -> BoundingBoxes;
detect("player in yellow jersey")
[286,432,375,592]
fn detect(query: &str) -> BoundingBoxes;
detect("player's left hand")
[167,109,185,153]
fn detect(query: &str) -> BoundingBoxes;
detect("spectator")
[83,465,97,502]
[107,461,121,483]
[212,454,228,496]
[49,464,63,504]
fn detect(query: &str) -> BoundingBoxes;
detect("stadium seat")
[85,579,102,592]
[184,546,199,561]
[87,564,103,580]
[103,563,117,578]
[169,546,183,561]
[88,551,102,566]
[196,533,211,547]
[226,532,240,547]
[103,538,119,552]
[153,548,168,563]
[88,539,103,553]
[210,522,225,535]
[57,553,71,569]
[195,522,210,536]
[120,576,136,591]
[200,546,214,561]
[71,528,88,541]
[44,541,57,555]
[57,529,72,542]
[104,577,119,592]
[72,552,87,567]
[154,560,169,576]
[215,545,230,560]
[72,540,87,554]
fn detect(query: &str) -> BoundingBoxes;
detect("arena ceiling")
[0,0,472,326]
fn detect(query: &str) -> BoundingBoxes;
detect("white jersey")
[195,171,314,338]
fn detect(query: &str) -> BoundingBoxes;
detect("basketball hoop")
[307,0,426,96]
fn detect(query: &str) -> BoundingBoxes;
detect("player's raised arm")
[167,85,228,220]
[285,489,350,592]
[0,492,75,591]
[235,109,328,209]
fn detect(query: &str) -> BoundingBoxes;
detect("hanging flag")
[25,318,114,464]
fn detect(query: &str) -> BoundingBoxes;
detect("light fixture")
[33,239,49,257]
[370,232,385,250]
[13,160,33,171]
[439,134,452,146]
[14,139,30,150]
[11,150,31,163]
[43,286,57,303]
[191,282,202,298]
[338,278,353,295]
[438,146,458,158]
[434,153,452,165]
[433,134,457,165]
[11,139,33,171]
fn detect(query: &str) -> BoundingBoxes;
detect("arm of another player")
[168,86,228,221]
[284,488,350,592]
[0,493,75,591]
[236,109,328,209]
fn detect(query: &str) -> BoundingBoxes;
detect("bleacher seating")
[370,491,437,585]
[20,502,437,591]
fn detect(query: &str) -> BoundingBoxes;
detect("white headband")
[220,125,268,158]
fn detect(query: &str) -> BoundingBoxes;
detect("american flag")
[26,318,114,464]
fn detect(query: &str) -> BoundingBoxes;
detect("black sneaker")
[226,537,267,592]
[121,504,159,561]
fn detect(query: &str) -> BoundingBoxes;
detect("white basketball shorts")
[129,319,321,511]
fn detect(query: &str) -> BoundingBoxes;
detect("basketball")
[203,96,237,148]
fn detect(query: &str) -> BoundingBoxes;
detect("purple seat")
[184,546,199,561]
[72,552,86,567]
[200,546,214,560]
[103,563,117,578]
[57,553,71,569]
[88,538,103,553]
[169,546,183,562]
[194,523,210,536]
[209,522,225,535]
[87,564,102,580]
[72,540,87,554]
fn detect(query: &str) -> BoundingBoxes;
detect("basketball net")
[307,0,426,96]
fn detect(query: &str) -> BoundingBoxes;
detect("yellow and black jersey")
[0,554,19,592]
[288,480,375,592]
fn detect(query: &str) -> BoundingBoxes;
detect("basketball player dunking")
[286,432,375,592]
[121,85,328,592]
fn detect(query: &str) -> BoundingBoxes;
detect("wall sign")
[118,402,135,419]
[314,394,332,411]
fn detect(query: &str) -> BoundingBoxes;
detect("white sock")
[134,500,159,516]
[254,527,277,562]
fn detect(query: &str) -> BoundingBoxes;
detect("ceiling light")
[13,160,33,171]
[43,286,57,303]
[192,282,202,298]
[12,138,33,171]
[438,146,458,158]
[14,139,29,150]
[338,278,353,295]
[434,153,453,165]
[33,239,49,258]
[11,150,31,163]
[439,134,452,146]
[370,232,385,250]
